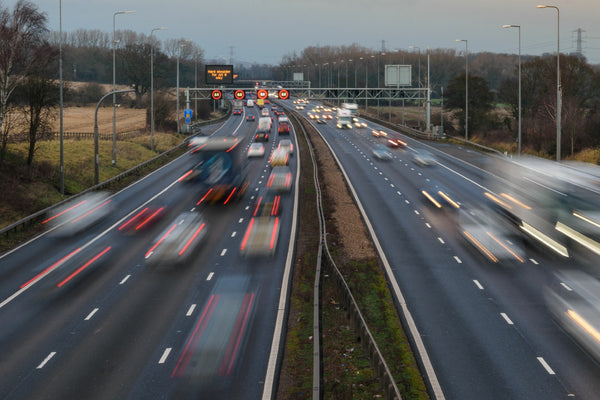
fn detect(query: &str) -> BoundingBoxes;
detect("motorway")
[285,100,600,400]
[0,103,298,399]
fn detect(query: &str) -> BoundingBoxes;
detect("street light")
[538,5,561,161]
[409,46,422,128]
[112,10,135,167]
[176,40,191,135]
[503,24,522,156]
[59,0,64,194]
[95,89,135,185]
[455,39,469,140]
[150,27,167,152]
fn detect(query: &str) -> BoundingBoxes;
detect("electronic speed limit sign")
[211,90,222,100]
[278,89,289,100]
[257,89,268,100]
[234,90,245,100]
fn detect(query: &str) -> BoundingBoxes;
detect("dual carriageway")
[1,96,600,399]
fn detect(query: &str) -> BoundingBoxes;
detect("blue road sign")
[185,117,191,124]
[183,109,193,119]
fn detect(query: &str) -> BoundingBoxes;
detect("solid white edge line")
[158,348,172,364]
[537,357,556,375]
[262,114,301,400]
[309,118,446,400]
[37,352,56,369]
[85,308,99,321]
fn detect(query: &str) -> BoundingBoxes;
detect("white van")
[246,99,254,107]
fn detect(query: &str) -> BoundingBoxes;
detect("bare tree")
[0,0,48,165]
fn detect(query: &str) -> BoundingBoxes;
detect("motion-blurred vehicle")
[387,137,407,148]
[245,115,255,122]
[372,144,393,161]
[341,102,359,122]
[458,206,526,264]
[240,216,280,256]
[144,212,208,266]
[255,117,272,142]
[336,109,352,129]
[261,108,270,118]
[316,118,326,124]
[183,136,249,205]
[118,205,166,234]
[267,166,293,192]
[269,148,289,167]
[232,99,243,115]
[420,180,460,210]
[252,188,282,217]
[278,139,294,156]
[545,269,600,362]
[413,149,436,166]
[44,191,113,236]
[247,143,265,158]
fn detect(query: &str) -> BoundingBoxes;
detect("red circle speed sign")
[278,89,289,100]
[211,90,222,100]
[257,89,268,99]
[234,90,245,100]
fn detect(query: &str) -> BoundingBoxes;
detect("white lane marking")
[120,275,131,285]
[537,357,556,375]
[384,177,388,181]
[530,258,539,265]
[245,206,250,210]
[190,207,195,212]
[231,231,237,238]
[426,223,432,228]
[220,249,227,256]
[473,279,483,289]
[397,191,402,196]
[186,304,196,316]
[85,308,99,321]
[405,200,410,204]
[501,313,514,325]
[158,348,172,364]
[454,256,462,264]
[207,272,214,281]
[438,237,445,244]
[560,282,573,291]
[238,218,244,224]
[414,210,420,215]
[37,352,57,369]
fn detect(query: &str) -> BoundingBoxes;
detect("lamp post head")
[537,5,547,8]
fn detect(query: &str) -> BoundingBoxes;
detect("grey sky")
[8,0,600,64]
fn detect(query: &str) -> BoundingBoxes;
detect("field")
[52,106,146,133]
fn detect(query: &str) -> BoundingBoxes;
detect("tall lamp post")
[538,5,561,161]
[59,0,64,194]
[455,39,469,140]
[409,46,422,128]
[112,10,135,167]
[503,24,522,156]
[150,27,167,152]
[176,40,190,135]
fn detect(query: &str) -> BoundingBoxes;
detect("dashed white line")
[245,206,250,210]
[186,304,197,316]
[425,223,432,228]
[220,249,227,256]
[537,357,556,375]
[390,184,395,188]
[231,231,237,238]
[530,258,539,265]
[238,218,244,224]
[119,275,131,285]
[397,191,402,196]
[85,308,99,321]
[500,313,514,325]
[158,348,172,364]
[405,200,410,204]
[37,352,56,369]
[454,256,462,264]
[473,279,483,289]
[414,210,420,215]
[207,272,214,281]
[384,177,388,181]
[438,237,445,244]
[560,282,573,291]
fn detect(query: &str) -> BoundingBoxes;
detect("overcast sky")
[8,0,600,64]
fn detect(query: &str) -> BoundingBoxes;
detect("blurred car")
[278,139,294,156]
[240,216,280,256]
[145,212,208,266]
[355,121,367,128]
[372,129,381,137]
[387,137,407,148]
[323,114,333,120]
[413,149,437,166]
[316,118,326,124]
[372,144,393,161]
[267,166,293,192]
[247,142,265,158]
[245,115,255,122]
[232,109,242,115]
[269,148,289,167]
[252,188,282,217]
[296,105,304,110]
[44,191,113,236]
[278,122,290,135]
[261,108,270,118]
[118,205,166,234]
[420,180,460,210]
[545,269,600,363]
